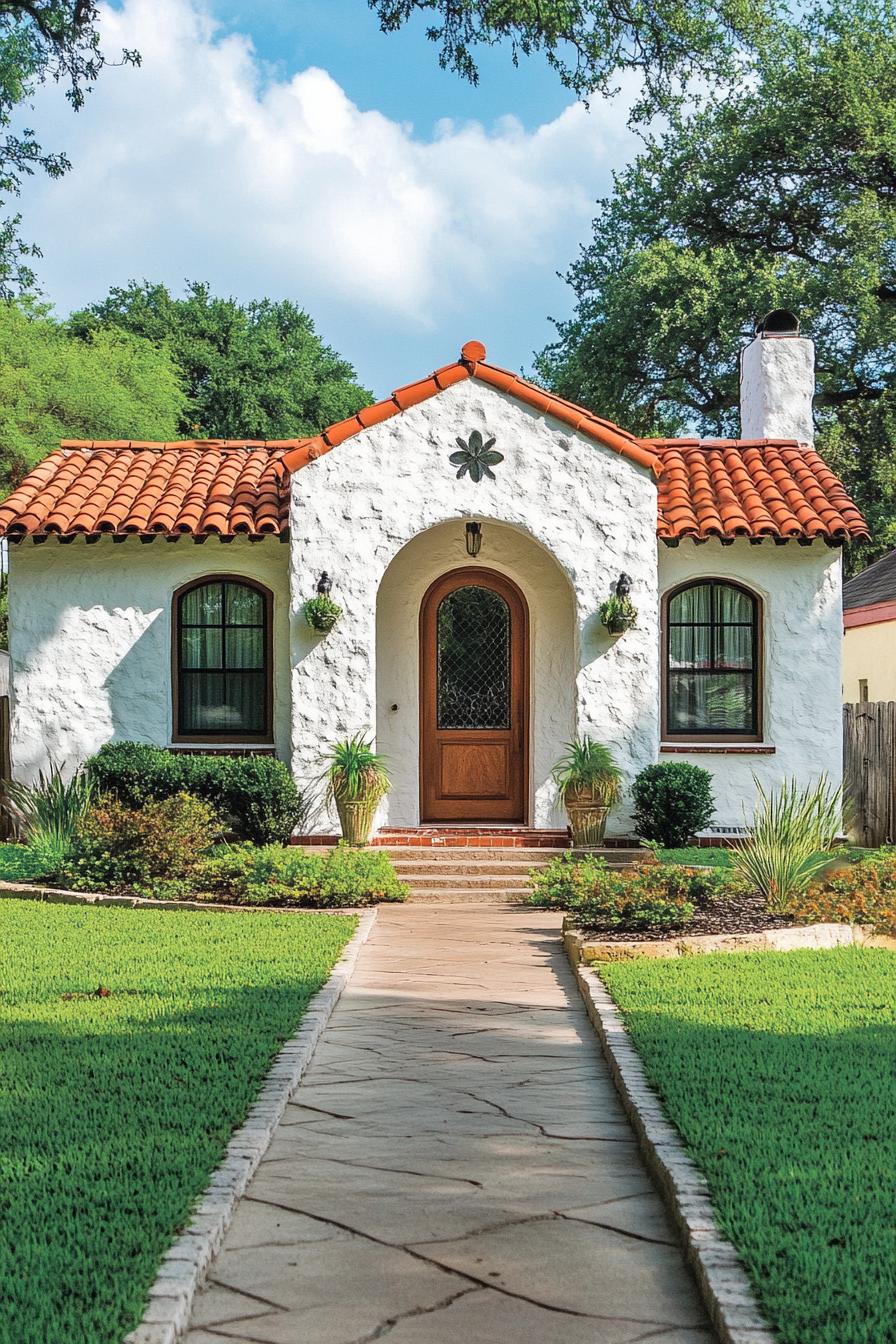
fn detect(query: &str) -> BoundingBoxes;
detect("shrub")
[530,853,731,932]
[4,765,94,871]
[87,743,305,844]
[62,793,220,894]
[792,848,896,934]
[632,762,715,846]
[193,841,407,907]
[733,775,842,913]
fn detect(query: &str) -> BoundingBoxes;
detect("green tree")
[0,299,184,492]
[535,0,896,568]
[0,4,138,293]
[70,281,372,440]
[369,0,776,114]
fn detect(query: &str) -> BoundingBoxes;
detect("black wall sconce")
[465,521,482,557]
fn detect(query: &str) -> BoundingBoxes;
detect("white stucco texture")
[289,377,661,831]
[658,540,843,827]
[8,537,291,783]
[740,335,816,443]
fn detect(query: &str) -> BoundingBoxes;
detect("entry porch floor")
[184,905,713,1344]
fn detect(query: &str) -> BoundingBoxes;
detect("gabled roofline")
[278,340,664,476]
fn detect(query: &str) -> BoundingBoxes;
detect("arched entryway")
[419,567,529,822]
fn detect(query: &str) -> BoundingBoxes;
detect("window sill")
[660,743,776,755]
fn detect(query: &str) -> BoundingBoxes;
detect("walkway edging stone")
[571,955,777,1344]
[565,919,896,964]
[123,907,377,1344]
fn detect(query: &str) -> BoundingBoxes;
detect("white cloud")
[15,0,641,389]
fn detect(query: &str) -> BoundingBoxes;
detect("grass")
[600,948,896,1344]
[658,845,733,867]
[0,840,55,880]
[0,899,354,1344]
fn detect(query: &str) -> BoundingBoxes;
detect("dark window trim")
[172,574,274,744]
[662,578,763,743]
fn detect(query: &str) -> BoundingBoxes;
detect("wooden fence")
[843,701,896,847]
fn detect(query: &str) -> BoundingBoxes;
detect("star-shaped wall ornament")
[449,430,504,483]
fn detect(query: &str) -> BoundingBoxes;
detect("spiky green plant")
[325,734,390,803]
[4,765,94,872]
[552,737,622,805]
[734,775,843,913]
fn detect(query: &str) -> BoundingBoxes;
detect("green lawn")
[658,845,733,867]
[0,899,354,1344]
[601,948,896,1344]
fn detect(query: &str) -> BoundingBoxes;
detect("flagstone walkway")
[185,905,714,1344]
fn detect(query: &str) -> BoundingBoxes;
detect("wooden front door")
[420,568,528,822]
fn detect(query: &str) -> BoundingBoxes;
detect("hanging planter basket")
[599,594,637,637]
[304,595,342,633]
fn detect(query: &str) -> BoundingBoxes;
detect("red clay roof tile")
[0,345,868,543]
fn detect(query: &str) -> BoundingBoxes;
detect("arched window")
[664,580,760,739]
[174,578,272,740]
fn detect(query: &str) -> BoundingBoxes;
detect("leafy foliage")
[793,847,896,933]
[599,593,637,632]
[632,762,715,846]
[70,281,372,441]
[326,733,390,803]
[304,593,342,631]
[536,0,896,570]
[0,300,184,493]
[61,793,220,895]
[733,775,842,912]
[194,841,408,907]
[0,4,139,294]
[370,0,775,116]
[86,743,306,846]
[551,737,622,803]
[529,851,728,930]
[602,947,896,1344]
[3,763,93,871]
[0,897,352,1344]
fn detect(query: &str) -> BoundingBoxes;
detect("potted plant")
[599,593,637,636]
[326,733,390,846]
[552,737,622,848]
[304,593,342,632]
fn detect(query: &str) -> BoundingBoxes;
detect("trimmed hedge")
[632,761,715,847]
[87,742,305,845]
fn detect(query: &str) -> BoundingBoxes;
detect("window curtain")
[179,581,267,735]
[667,583,756,734]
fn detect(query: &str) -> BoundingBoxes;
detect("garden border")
[571,954,777,1344]
[564,919,896,963]
[118,905,377,1344]
[0,878,374,916]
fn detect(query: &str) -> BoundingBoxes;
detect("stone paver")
[185,905,714,1344]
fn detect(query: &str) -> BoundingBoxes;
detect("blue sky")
[16,0,641,396]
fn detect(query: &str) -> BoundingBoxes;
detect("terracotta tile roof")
[650,438,868,542]
[279,340,663,475]
[0,443,290,538]
[0,343,868,543]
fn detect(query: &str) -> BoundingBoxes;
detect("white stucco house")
[0,319,868,837]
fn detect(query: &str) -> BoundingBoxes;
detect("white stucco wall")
[375,520,576,828]
[740,335,815,442]
[289,377,660,831]
[657,539,843,827]
[8,537,291,783]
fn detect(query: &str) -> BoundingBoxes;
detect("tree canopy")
[69,282,372,441]
[0,3,138,293]
[535,0,896,568]
[0,299,184,492]
[370,0,776,114]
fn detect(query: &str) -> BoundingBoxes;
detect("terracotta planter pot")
[564,784,612,848]
[334,795,380,846]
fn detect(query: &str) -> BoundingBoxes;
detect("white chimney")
[739,310,815,443]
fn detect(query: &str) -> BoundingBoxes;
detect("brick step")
[372,828,571,849]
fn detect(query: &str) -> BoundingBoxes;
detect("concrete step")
[399,872,536,890]
[405,887,531,904]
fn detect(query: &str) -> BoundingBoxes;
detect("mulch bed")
[579,890,800,941]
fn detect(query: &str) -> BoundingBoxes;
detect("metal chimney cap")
[755,309,801,337]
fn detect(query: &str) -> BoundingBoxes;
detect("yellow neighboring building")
[843,549,896,702]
